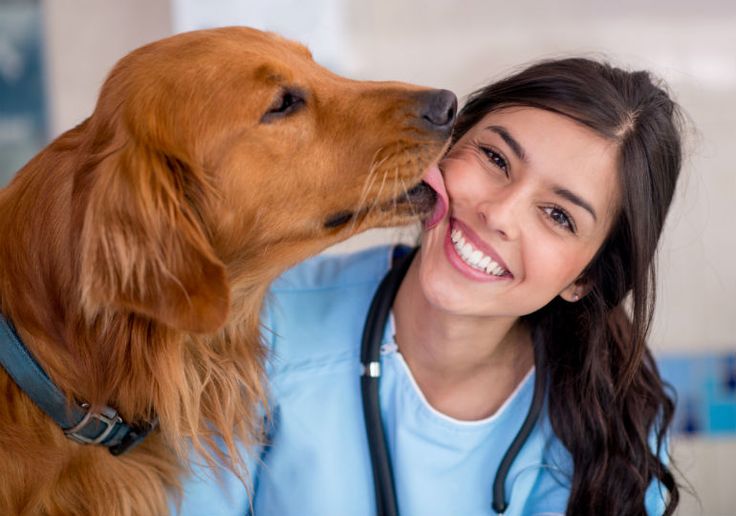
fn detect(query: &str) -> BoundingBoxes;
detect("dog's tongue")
[421,164,448,229]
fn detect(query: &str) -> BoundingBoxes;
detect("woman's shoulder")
[263,245,398,373]
[270,245,395,293]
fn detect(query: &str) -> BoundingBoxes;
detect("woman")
[178,57,683,516]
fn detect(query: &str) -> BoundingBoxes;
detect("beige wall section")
[42,0,172,137]
[674,437,736,516]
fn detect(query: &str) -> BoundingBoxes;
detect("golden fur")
[0,27,451,515]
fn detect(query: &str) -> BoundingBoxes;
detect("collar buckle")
[64,403,123,445]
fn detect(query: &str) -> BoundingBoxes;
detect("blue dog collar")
[0,314,156,455]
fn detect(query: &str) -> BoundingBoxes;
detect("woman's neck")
[392,255,534,421]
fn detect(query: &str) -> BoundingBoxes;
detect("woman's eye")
[480,146,509,175]
[543,206,576,233]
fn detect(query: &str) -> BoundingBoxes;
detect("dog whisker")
[347,167,378,235]
[363,161,390,231]
[346,147,390,235]
[389,167,396,216]
[401,176,421,222]
[350,153,380,227]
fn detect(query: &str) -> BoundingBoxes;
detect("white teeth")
[450,225,508,277]
[485,261,500,275]
[461,242,473,260]
[470,250,483,265]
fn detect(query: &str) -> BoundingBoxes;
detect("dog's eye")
[261,89,305,123]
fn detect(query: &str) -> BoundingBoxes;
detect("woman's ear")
[560,276,591,303]
[78,141,230,334]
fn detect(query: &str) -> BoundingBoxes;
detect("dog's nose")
[420,89,457,131]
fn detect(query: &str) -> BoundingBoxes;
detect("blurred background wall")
[1,0,734,513]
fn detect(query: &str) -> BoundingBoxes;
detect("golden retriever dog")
[0,27,455,515]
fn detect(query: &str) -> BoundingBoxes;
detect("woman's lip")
[450,218,512,275]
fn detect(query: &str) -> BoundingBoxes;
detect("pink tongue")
[421,165,448,229]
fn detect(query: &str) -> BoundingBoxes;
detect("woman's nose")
[477,189,521,241]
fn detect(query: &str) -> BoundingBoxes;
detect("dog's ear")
[79,141,229,334]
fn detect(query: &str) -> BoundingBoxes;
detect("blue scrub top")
[173,245,668,516]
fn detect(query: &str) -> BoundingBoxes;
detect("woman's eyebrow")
[484,125,527,162]
[553,186,598,222]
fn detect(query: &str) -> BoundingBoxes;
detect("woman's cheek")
[523,233,574,291]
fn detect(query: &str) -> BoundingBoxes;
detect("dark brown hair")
[454,58,682,515]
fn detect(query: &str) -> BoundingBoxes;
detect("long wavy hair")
[453,58,683,515]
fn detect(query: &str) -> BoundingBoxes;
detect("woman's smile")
[444,217,513,282]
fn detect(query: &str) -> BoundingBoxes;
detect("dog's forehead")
[247,36,317,76]
[215,27,313,62]
[146,27,313,69]
[258,30,313,61]
[201,28,320,82]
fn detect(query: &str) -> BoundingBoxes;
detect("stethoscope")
[360,247,547,516]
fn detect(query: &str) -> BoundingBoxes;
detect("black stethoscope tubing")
[360,247,547,516]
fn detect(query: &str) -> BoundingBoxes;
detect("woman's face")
[418,106,621,318]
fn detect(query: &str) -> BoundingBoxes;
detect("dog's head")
[76,27,455,334]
